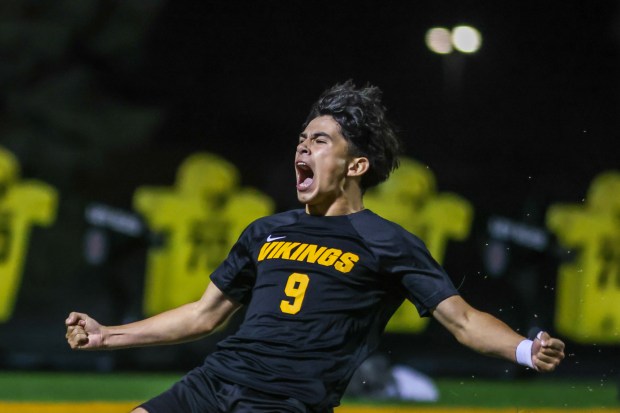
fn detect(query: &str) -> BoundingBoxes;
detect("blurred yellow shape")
[547,171,620,343]
[0,146,58,322]
[365,158,473,333]
[134,152,273,316]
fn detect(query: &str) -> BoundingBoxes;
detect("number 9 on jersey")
[280,273,310,315]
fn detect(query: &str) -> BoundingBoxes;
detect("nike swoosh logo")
[267,235,286,242]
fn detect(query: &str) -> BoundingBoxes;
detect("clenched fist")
[532,331,565,372]
[65,312,104,350]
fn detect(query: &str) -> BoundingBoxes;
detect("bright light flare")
[425,27,453,54]
[452,25,482,53]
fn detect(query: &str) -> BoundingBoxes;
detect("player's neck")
[305,189,365,217]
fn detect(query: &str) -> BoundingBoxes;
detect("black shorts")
[139,367,329,413]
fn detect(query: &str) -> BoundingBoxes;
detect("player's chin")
[297,193,314,205]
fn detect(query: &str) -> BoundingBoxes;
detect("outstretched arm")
[431,295,565,372]
[65,282,241,350]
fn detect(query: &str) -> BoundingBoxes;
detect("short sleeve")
[383,231,459,317]
[210,210,302,305]
[210,227,257,305]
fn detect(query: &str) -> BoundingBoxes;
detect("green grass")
[346,379,618,408]
[435,379,617,408]
[0,371,181,402]
[0,371,617,408]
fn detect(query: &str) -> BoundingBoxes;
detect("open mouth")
[296,161,314,191]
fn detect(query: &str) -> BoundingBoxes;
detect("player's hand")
[531,331,565,372]
[65,312,104,350]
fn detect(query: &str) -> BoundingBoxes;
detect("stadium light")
[452,25,482,53]
[425,25,482,55]
[425,27,453,54]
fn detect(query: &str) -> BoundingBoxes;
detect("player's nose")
[296,141,310,155]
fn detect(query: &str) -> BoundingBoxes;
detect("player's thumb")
[537,331,551,346]
[530,330,547,363]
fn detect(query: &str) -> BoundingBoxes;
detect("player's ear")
[347,157,369,178]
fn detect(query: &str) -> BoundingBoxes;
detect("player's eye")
[310,136,328,144]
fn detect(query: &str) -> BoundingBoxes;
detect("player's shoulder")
[242,209,305,239]
[251,209,304,227]
[350,209,426,248]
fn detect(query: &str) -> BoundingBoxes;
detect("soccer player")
[65,81,565,413]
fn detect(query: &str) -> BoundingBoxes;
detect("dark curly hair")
[303,80,402,190]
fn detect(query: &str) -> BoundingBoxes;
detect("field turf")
[0,371,617,412]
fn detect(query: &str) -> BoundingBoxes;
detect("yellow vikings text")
[257,242,359,273]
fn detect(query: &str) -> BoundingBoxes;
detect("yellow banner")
[547,170,620,343]
[0,146,58,322]
[134,152,274,316]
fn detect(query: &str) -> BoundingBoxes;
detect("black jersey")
[205,209,458,410]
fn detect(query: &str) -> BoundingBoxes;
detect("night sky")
[125,0,620,216]
[5,0,616,217]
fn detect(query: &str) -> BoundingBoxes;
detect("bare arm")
[65,282,241,350]
[431,295,565,372]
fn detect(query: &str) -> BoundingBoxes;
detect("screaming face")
[295,115,364,215]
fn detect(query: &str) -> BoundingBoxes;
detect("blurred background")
[0,0,619,401]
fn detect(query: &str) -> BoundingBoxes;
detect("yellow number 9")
[280,273,309,315]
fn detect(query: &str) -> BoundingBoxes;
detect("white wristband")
[516,339,534,368]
